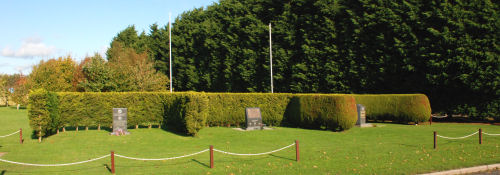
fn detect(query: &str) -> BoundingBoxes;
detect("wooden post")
[111,151,115,174]
[98,124,101,131]
[76,125,79,132]
[19,128,22,144]
[429,116,432,125]
[210,145,214,168]
[479,128,482,145]
[296,140,300,162]
[63,127,66,132]
[433,131,437,149]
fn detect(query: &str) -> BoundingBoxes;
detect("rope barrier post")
[433,131,437,149]
[111,151,115,174]
[210,145,214,168]
[479,128,482,145]
[295,140,300,162]
[429,115,432,125]
[19,128,22,144]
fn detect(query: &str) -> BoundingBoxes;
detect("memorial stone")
[356,104,366,126]
[245,107,263,130]
[111,108,130,135]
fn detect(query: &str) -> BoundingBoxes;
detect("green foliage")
[29,56,77,92]
[78,54,116,92]
[27,89,55,136]
[27,92,370,136]
[205,93,292,127]
[286,94,358,131]
[353,94,432,123]
[163,93,209,135]
[114,0,498,119]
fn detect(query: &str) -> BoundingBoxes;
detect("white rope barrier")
[0,130,20,138]
[483,132,500,136]
[213,143,295,156]
[115,149,209,161]
[431,115,448,119]
[437,131,479,139]
[0,154,109,166]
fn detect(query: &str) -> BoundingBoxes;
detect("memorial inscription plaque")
[245,107,263,130]
[111,108,130,135]
[356,104,366,126]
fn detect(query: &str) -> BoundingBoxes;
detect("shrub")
[353,94,431,123]
[285,94,358,131]
[27,89,58,137]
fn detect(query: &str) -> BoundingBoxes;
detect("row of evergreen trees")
[109,0,499,119]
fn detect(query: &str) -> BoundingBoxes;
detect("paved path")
[421,164,500,175]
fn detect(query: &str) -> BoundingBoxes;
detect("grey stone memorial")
[245,107,263,130]
[356,104,366,126]
[111,108,130,135]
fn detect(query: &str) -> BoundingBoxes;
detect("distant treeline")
[110,0,499,119]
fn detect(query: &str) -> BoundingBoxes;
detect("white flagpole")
[169,12,173,93]
[269,23,273,93]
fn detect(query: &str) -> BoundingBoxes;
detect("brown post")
[479,128,482,145]
[19,128,22,144]
[296,140,300,162]
[210,145,214,168]
[433,131,437,149]
[111,151,115,174]
[429,116,432,125]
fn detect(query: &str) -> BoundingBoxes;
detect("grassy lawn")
[0,107,499,174]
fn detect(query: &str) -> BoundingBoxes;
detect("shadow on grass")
[1,170,5,175]
[269,154,295,161]
[104,164,112,173]
[398,143,420,148]
[191,159,209,168]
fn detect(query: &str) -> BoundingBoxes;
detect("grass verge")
[0,107,499,174]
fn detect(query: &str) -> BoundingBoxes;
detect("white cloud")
[15,65,32,74]
[1,36,57,58]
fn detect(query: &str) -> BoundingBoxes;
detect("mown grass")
[0,107,499,174]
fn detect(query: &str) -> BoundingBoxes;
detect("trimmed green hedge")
[28,92,432,137]
[353,94,431,123]
[28,91,208,136]
[205,93,292,127]
[285,94,358,131]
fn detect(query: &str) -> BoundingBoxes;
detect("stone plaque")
[245,107,263,130]
[356,104,366,126]
[111,108,130,135]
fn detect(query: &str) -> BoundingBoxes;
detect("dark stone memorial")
[356,104,366,126]
[245,107,263,130]
[111,108,130,135]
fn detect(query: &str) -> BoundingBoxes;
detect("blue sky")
[0,0,216,75]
